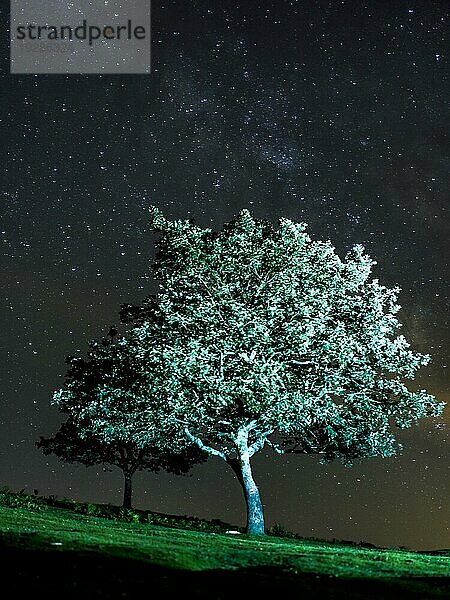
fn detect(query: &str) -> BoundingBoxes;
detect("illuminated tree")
[126,208,443,535]
[51,330,205,508]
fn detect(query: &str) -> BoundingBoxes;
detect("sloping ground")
[0,505,448,599]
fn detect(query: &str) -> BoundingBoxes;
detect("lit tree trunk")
[227,453,265,535]
[122,469,133,508]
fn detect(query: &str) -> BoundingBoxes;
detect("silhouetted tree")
[50,330,205,508]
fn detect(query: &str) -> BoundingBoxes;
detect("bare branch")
[184,428,227,461]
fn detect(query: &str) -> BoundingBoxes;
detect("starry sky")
[1,1,448,550]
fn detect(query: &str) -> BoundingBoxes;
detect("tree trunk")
[227,454,265,535]
[123,470,133,508]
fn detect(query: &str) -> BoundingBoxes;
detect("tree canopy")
[51,329,206,507]
[134,209,442,453]
[121,208,443,533]
[53,208,443,533]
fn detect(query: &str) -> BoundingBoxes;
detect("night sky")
[1,1,448,550]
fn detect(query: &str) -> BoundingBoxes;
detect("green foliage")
[37,419,118,469]
[267,523,297,538]
[126,208,443,465]
[0,488,43,511]
[0,489,232,533]
[50,330,206,488]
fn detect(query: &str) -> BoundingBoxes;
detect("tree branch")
[248,428,274,457]
[184,428,227,461]
[266,439,285,455]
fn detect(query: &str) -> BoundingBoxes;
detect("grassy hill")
[0,496,448,599]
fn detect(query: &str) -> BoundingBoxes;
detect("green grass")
[0,502,448,599]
